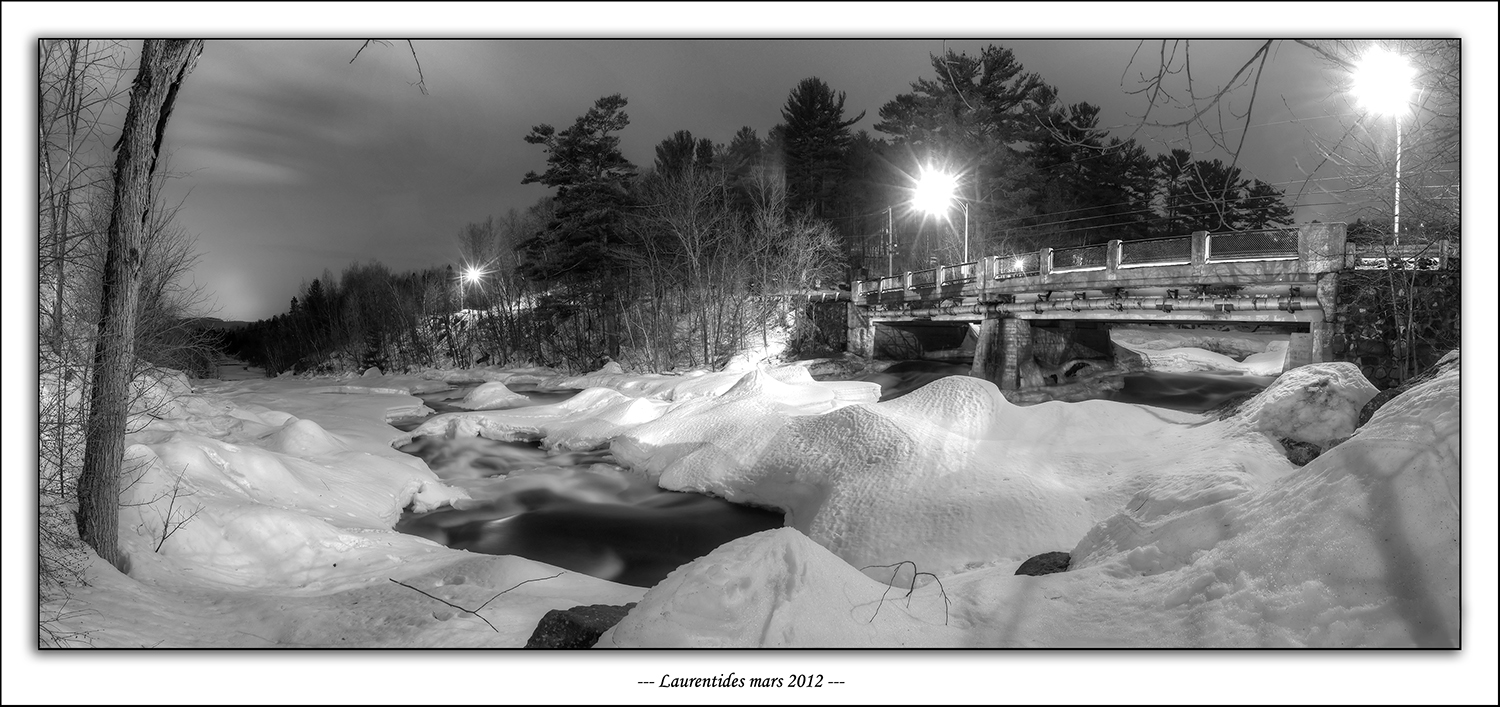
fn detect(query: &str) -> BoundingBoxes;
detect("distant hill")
[183,317,252,331]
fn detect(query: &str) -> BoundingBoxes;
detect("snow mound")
[609,362,1458,647]
[118,425,465,587]
[1063,362,1459,646]
[450,381,528,411]
[638,375,1286,578]
[404,365,877,455]
[598,528,961,647]
[396,387,672,452]
[552,362,878,406]
[1231,361,1378,447]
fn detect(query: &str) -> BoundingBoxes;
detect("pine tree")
[778,77,864,218]
[519,94,637,283]
[653,129,713,176]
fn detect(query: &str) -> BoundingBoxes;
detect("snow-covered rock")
[1230,361,1378,448]
[451,381,529,411]
[599,528,962,647]
[608,363,1456,647]
[630,374,1288,579]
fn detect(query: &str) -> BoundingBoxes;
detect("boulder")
[524,603,636,648]
[1358,350,1460,428]
[1278,437,1322,466]
[1015,551,1071,576]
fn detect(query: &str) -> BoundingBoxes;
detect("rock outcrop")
[524,603,637,648]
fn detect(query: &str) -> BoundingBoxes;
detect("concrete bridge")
[844,223,1350,391]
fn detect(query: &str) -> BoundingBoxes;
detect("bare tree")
[1297,40,1461,383]
[76,39,204,572]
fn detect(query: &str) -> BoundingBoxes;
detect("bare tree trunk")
[76,39,203,571]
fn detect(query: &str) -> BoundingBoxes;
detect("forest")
[223,45,1305,377]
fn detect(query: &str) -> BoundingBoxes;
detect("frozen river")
[388,366,1276,586]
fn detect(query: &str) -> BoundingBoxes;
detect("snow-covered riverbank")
[10,353,1486,702]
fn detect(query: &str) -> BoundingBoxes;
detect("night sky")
[152,38,1348,321]
[9,5,1497,326]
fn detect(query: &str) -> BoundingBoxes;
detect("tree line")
[238,43,1301,376]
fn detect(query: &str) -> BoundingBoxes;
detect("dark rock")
[1015,551,1070,576]
[1278,437,1322,466]
[1357,349,1459,428]
[524,603,636,649]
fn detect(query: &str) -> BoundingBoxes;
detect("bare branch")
[389,571,565,633]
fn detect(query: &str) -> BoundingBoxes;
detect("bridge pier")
[846,301,874,358]
[1286,319,1335,370]
[970,317,1032,390]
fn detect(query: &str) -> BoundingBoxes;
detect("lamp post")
[886,205,894,276]
[1351,47,1417,246]
[914,168,970,262]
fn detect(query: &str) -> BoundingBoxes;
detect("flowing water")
[392,383,782,588]
[393,365,1272,587]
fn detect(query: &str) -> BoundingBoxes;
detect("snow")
[604,361,1460,648]
[1231,361,1378,447]
[27,355,1465,656]
[450,381,529,410]
[42,369,646,648]
[1112,326,1290,375]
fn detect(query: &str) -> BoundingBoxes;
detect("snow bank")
[599,528,961,647]
[1230,361,1378,448]
[396,386,674,452]
[401,365,879,456]
[1111,327,1290,375]
[551,362,880,406]
[117,393,466,588]
[1112,326,1286,358]
[451,381,529,411]
[46,367,647,648]
[623,374,1289,579]
[605,362,1458,647]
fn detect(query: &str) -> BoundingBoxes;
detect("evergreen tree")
[519,94,637,282]
[778,77,864,218]
[875,45,1054,256]
[1018,101,1155,245]
[1152,149,1293,234]
[653,129,714,176]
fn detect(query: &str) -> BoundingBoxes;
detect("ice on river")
[34,354,1460,654]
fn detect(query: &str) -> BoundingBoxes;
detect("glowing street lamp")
[458,265,485,311]
[1351,47,1417,245]
[914,168,970,262]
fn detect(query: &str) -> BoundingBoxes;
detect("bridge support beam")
[1285,319,1335,371]
[971,317,1031,390]
[846,302,874,358]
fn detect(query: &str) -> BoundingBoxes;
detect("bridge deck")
[854,225,1349,324]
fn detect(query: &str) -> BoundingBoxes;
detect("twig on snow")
[389,571,565,632]
[860,560,950,625]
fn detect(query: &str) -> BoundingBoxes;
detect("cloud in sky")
[51,37,1443,322]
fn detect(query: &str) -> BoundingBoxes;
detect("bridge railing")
[940,262,979,286]
[1205,228,1299,263]
[1049,244,1108,273]
[1119,235,1193,268]
[852,223,1346,298]
[908,268,938,289]
[993,252,1042,280]
[1347,239,1458,270]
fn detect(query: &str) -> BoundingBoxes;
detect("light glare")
[1352,48,1416,116]
[463,266,484,284]
[914,169,958,215]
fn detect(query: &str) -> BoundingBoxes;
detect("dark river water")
[392,383,782,587]
[393,366,1273,587]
